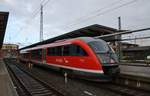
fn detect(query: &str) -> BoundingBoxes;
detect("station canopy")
[0,12,9,49]
[20,24,119,50]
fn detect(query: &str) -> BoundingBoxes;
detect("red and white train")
[20,37,120,81]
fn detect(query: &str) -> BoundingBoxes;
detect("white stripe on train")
[31,60,104,74]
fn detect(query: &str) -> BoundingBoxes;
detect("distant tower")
[118,16,122,62]
[40,4,43,42]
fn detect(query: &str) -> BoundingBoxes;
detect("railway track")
[5,59,150,96]
[23,64,150,96]
[96,83,150,96]
[5,59,65,96]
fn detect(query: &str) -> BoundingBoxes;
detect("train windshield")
[88,40,118,65]
[88,40,109,53]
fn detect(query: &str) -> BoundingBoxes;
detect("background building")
[122,45,150,61]
[1,44,19,58]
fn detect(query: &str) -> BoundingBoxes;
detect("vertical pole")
[0,50,2,59]
[118,17,121,30]
[40,5,43,42]
[118,17,122,62]
[64,72,68,84]
[134,36,136,44]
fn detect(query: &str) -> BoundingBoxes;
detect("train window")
[63,45,70,56]
[47,48,51,55]
[76,45,88,56]
[47,47,53,56]
[48,45,88,56]
[56,46,62,56]
[52,47,55,56]
[31,49,42,60]
[63,44,88,56]
[53,47,57,56]
[71,44,88,56]
[47,46,62,56]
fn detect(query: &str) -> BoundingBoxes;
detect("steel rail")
[5,59,65,96]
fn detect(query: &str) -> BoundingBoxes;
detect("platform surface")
[120,64,150,78]
[0,59,18,96]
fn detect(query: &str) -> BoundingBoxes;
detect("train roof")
[21,37,103,52]
[76,37,105,43]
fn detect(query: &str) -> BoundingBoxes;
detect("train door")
[43,48,46,64]
[62,45,71,67]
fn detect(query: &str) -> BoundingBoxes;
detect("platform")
[120,62,150,67]
[0,59,18,96]
[120,64,150,78]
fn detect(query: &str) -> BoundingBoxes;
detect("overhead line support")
[40,4,43,42]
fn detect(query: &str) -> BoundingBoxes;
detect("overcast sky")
[0,0,150,47]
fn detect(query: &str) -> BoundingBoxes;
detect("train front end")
[88,39,120,80]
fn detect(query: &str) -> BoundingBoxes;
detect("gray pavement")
[0,59,18,96]
[120,64,150,78]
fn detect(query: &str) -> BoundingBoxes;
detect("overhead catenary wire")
[62,0,138,29]
[15,0,148,47]
[13,3,42,39]
[13,0,52,44]
[44,0,138,35]
[31,0,52,18]
[60,0,124,27]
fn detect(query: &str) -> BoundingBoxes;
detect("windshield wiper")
[95,50,109,54]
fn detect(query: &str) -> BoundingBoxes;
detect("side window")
[76,45,88,56]
[51,47,55,56]
[63,45,70,56]
[31,50,36,58]
[47,48,51,56]
[31,49,42,59]
[70,45,76,56]
[47,47,53,56]
[53,47,57,56]
[56,46,62,56]
[47,45,88,56]
[63,44,88,56]
[47,46,62,56]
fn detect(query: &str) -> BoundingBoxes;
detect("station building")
[1,44,19,58]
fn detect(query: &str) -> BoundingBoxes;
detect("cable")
[43,0,51,7]
[15,0,139,45]
[63,0,124,27]
[63,0,138,29]
[44,0,132,35]
[13,0,52,42]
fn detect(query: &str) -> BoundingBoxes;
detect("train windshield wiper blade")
[95,51,109,54]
